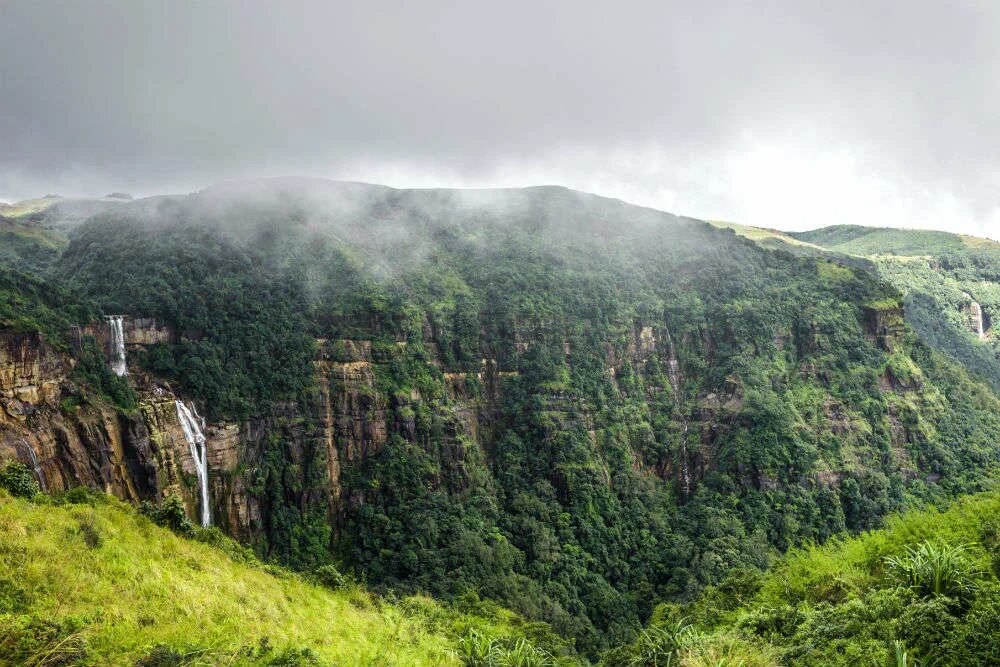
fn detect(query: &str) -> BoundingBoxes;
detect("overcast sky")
[2,1,999,238]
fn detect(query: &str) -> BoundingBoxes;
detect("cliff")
[9,181,1000,655]
[0,320,248,530]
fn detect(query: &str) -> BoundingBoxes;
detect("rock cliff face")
[0,319,494,544]
[0,330,66,424]
[0,304,956,555]
[863,304,906,352]
[0,320,246,531]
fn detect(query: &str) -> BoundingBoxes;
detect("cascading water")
[107,316,128,376]
[665,329,691,498]
[971,301,986,340]
[17,439,46,491]
[175,400,210,526]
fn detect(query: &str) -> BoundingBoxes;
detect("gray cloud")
[2,1,999,237]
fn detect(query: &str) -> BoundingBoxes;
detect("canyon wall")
[0,304,926,547]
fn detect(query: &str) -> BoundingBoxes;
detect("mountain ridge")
[3,179,1000,659]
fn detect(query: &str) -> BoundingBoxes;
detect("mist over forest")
[4,2,1000,666]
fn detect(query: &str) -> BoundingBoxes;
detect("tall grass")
[0,490,458,666]
[885,542,978,599]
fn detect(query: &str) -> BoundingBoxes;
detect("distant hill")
[713,221,1000,393]
[790,224,1000,257]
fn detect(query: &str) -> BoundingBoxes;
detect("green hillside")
[790,224,1000,258]
[711,222,1000,393]
[4,181,1000,660]
[0,481,573,666]
[788,225,1000,393]
[613,487,1000,666]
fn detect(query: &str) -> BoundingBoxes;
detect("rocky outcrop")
[0,320,247,533]
[863,304,905,352]
[74,317,173,369]
[0,330,67,424]
[314,339,389,466]
[961,294,990,340]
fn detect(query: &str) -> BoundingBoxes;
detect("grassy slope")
[0,489,546,666]
[0,197,60,219]
[788,224,1000,257]
[610,488,1000,666]
[706,221,829,253]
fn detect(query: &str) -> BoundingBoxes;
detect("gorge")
[3,181,1000,663]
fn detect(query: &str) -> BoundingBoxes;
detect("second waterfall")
[175,400,211,527]
[107,316,128,376]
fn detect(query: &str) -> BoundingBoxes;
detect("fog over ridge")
[2,1,999,239]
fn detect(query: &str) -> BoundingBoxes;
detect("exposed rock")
[863,304,905,352]
[0,330,67,424]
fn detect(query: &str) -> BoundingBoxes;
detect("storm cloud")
[2,1,999,237]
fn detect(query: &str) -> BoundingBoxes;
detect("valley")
[3,181,1000,664]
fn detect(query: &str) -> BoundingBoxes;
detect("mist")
[2,1,999,238]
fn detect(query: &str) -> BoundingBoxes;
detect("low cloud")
[2,1,998,238]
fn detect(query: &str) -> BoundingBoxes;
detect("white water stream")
[175,400,210,526]
[107,316,128,376]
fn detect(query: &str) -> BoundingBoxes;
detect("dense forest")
[611,487,1000,666]
[3,181,1000,663]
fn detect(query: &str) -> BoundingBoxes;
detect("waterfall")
[666,340,681,396]
[679,424,691,499]
[107,316,128,376]
[17,440,46,492]
[664,329,691,498]
[971,301,986,340]
[175,400,210,526]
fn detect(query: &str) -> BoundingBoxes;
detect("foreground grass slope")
[610,488,1000,666]
[0,486,571,666]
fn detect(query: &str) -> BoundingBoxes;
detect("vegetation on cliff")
[4,182,1000,658]
[611,487,1000,666]
[31,183,1000,655]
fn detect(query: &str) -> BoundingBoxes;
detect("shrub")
[135,644,186,667]
[601,619,693,666]
[193,527,259,566]
[0,576,32,614]
[890,639,936,667]
[893,597,957,657]
[942,585,1000,665]
[455,631,553,667]
[456,630,501,666]
[500,638,552,666]
[736,604,804,639]
[313,564,347,590]
[140,495,195,536]
[884,542,978,600]
[0,614,88,666]
[0,461,41,498]
[57,485,109,506]
[76,515,102,549]
[261,647,321,666]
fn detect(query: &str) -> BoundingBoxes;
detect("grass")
[751,489,1000,610]
[706,221,829,252]
[0,197,60,219]
[0,490,468,666]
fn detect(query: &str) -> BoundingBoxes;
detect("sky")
[2,1,999,238]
